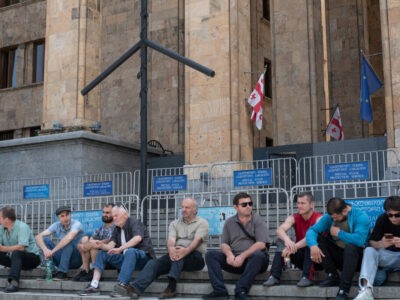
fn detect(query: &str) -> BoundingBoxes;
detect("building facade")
[0,0,399,169]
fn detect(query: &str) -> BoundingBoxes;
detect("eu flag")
[360,55,383,123]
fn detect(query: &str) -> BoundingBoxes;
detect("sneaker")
[354,287,374,300]
[80,269,94,282]
[78,284,101,296]
[263,275,280,286]
[111,282,139,299]
[335,289,348,300]
[320,273,340,287]
[296,276,313,287]
[234,291,248,300]
[53,271,67,281]
[72,270,87,281]
[202,290,230,300]
[159,287,177,299]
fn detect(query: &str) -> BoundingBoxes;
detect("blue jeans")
[374,267,400,286]
[92,248,149,285]
[43,237,82,273]
[205,250,269,294]
[131,250,205,294]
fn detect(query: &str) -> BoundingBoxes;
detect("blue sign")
[345,198,385,228]
[84,181,113,197]
[54,210,103,236]
[153,175,187,192]
[233,169,272,187]
[325,161,370,181]
[180,206,236,235]
[23,184,50,199]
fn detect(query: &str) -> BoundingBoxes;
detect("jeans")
[358,247,400,290]
[270,239,319,280]
[44,237,82,273]
[205,250,269,294]
[0,251,41,283]
[131,250,205,294]
[317,235,363,293]
[92,248,149,285]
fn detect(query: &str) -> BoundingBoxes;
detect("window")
[266,137,273,147]
[0,47,17,89]
[0,130,13,141]
[264,59,272,98]
[0,0,19,8]
[30,127,40,137]
[33,41,45,83]
[263,0,270,21]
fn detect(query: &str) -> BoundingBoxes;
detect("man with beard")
[72,203,115,282]
[306,197,370,300]
[264,192,322,287]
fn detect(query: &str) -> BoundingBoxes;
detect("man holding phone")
[354,196,400,300]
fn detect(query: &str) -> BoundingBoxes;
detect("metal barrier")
[290,179,400,214]
[297,150,400,186]
[146,165,210,195]
[210,158,297,192]
[140,188,290,251]
[23,194,140,236]
[0,176,68,204]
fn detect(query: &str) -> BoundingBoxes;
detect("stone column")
[184,0,253,165]
[42,0,101,129]
[380,0,400,159]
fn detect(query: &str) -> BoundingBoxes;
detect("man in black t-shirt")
[354,196,400,300]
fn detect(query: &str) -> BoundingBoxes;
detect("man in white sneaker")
[354,196,400,300]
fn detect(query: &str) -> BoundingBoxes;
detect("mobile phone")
[384,233,394,239]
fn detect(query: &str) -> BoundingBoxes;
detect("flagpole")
[321,0,330,142]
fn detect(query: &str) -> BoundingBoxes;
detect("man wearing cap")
[36,206,85,280]
[0,207,41,293]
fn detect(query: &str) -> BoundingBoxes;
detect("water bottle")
[45,260,53,281]
[284,256,291,270]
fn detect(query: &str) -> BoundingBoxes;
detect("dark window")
[266,137,273,147]
[0,47,17,89]
[30,127,40,137]
[264,60,272,98]
[33,41,45,83]
[0,130,13,141]
[263,0,270,21]
[0,0,19,8]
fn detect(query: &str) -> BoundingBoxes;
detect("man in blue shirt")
[0,207,41,293]
[36,206,85,280]
[306,197,370,300]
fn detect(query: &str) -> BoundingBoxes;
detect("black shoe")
[202,290,230,300]
[53,271,67,281]
[72,270,87,281]
[320,273,340,287]
[235,291,249,300]
[335,289,348,300]
[79,269,93,282]
[4,282,18,293]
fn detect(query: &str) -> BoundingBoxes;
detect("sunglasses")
[387,213,400,218]
[238,201,253,208]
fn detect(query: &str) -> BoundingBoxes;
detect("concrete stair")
[0,268,399,299]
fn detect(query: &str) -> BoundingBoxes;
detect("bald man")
[128,198,209,299]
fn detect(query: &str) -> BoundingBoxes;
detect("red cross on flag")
[326,106,344,141]
[248,72,264,130]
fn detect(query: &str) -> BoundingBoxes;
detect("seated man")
[73,203,115,282]
[0,207,41,293]
[128,198,209,299]
[306,197,370,300]
[264,192,322,287]
[36,206,85,280]
[354,196,400,300]
[80,205,156,297]
[203,192,270,300]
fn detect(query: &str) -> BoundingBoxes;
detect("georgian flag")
[326,106,344,141]
[247,73,264,130]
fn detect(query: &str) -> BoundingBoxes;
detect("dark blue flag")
[360,55,383,123]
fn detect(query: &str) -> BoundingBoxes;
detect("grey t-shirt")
[221,213,270,256]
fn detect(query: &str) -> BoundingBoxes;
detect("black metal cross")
[81,0,215,202]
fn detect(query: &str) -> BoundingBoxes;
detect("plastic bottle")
[45,260,53,281]
[284,256,291,270]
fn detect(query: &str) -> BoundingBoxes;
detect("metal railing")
[297,150,400,186]
[140,188,290,251]
[210,158,297,192]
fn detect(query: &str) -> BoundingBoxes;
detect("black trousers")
[0,251,41,283]
[317,235,363,292]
